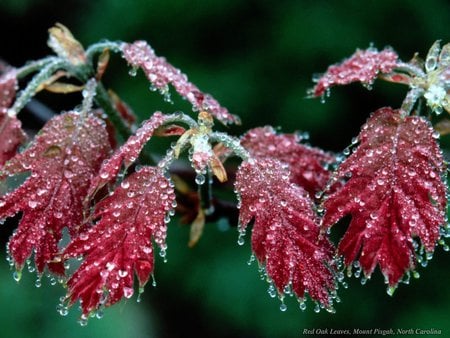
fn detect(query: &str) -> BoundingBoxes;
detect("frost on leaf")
[241,127,334,196]
[323,107,446,286]
[63,167,175,315]
[312,47,399,97]
[122,41,240,125]
[235,159,336,307]
[0,68,26,166]
[0,113,111,274]
[88,112,166,196]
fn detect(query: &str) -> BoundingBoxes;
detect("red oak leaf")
[322,107,447,286]
[235,158,336,308]
[63,166,175,315]
[0,68,26,165]
[241,127,334,196]
[122,41,240,125]
[88,112,167,196]
[312,47,399,97]
[0,112,111,274]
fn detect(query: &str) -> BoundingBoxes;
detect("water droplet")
[121,181,130,189]
[118,270,128,278]
[123,287,134,299]
[35,278,42,288]
[78,314,88,326]
[386,286,396,296]
[96,309,104,319]
[299,301,307,311]
[279,302,287,312]
[28,200,38,208]
[13,271,21,282]
[100,172,109,179]
[128,67,138,77]
[195,174,205,185]
[237,236,245,246]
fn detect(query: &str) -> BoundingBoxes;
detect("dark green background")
[0,1,449,337]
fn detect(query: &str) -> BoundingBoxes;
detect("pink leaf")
[312,47,399,97]
[0,112,111,274]
[323,107,446,286]
[63,167,175,315]
[88,112,167,196]
[241,127,335,196]
[0,69,26,165]
[122,41,240,125]
[235,158,336,308]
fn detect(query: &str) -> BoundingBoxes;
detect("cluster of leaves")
[0,24,449,322]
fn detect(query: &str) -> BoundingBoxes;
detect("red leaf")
[241,127,334,196]
[122,41,240,125]
[323,107,447,286]
[63,167,175,315]
[312,47,398,97]
[0,69,26,165]
[0,112,111,274]
[88,112,167,196]
[235,158,336,308]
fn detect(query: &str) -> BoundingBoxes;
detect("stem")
[16,57,59,79]
[94,82,131,142]
[394,62,426,78]
[9,59,68,116]
[86,41,123,64]
[163,112,197,129]
[210,131,249,160]
[400,87,425,117]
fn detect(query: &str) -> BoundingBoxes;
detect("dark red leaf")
[0,69,26,165]
[241,127,334,196]
[122,41,240,125]
[323,107,447,286]
[235,158,336,308]
[88,112,167,197]
[312,47,398,97]
[0,112,111,274]
[63,166,175,315]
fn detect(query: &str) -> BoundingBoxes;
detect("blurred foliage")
[1,0,450,337]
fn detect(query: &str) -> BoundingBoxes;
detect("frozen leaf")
[0,68,26,166]
[241,127,334,196]
[235,158,336,307]
[122,41,240,125]
[0,112,111,274]
[312,47,399,97]
[63,167,175,315]
[48,23,86,65]
[88,112,166,196]
[323,107,446,286]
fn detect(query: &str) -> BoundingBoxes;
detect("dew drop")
[123,287,134,299]
[386,286,396,296]
[100,172,109,179]
[28,200,38,209]
[279,302,287,312]
[299,301,307,311]
[13,271,21,282]
[118,270,128,278]
[96,309,104,319]
[128,67,138,77]
[314,304,321,313]
[195,174,206,185]
[237,236,245,246]
[78,314,88,326]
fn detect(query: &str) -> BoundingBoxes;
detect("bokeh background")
[1,1,450,337]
